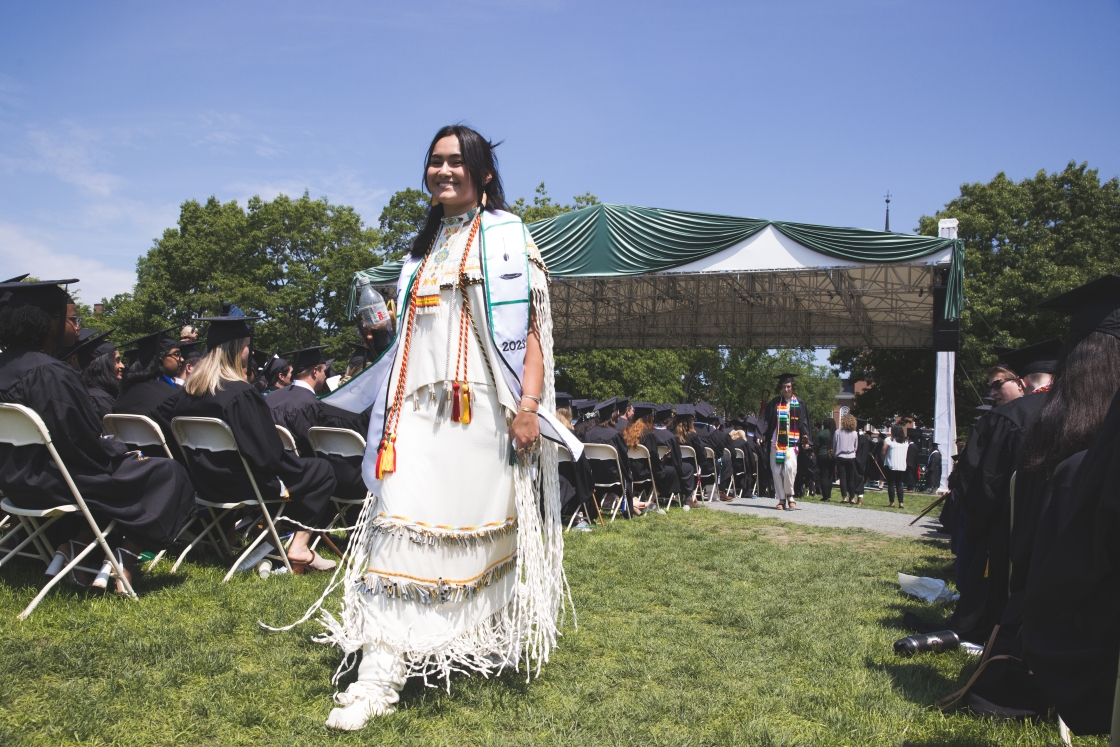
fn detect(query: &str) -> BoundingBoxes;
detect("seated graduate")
[112,327,185,460]
[180,340,203,381]
[580,397,634,508]
[729,418,758,498]
[571,399,598,439]
[694,403,734,500]
[615,399,632,431]
[0,278,196,586]
[554,393,595,523]
[623,402,680,506]
[963,276,1120,729]
[266,345,368,501]
[337,343,371,386]
[171,307,338,572]
[74,328,122,424]
[256,351,292,394]
[650,404,697,506]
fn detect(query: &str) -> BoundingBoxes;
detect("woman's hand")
[510,408,540,457]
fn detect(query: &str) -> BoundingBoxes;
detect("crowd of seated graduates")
[554,393,770,528]
[0,276,379,593]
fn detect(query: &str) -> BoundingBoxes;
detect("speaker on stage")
[932,286,959,353]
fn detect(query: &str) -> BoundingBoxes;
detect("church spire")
[884,191,891,232]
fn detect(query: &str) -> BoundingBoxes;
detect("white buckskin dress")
[319,207,566,730]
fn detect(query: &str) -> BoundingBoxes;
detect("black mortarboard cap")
[594,397,618,416]
[994,338,1063,376]
[572,399,596,418]
[1,273,30,283]
[250,348,270,372]
[0,278,79,315]
[776,372,797,384]
[196,303,260,348]
[261,351,289,380]
[122,326,180,367]
[694,402,716,420]
[616,397,630,412]
[746,416,760,430]
[555,392,573,410]
[280,345,328,374]
[1038,274,1120,342]
[56,327,97,360]
[74,328,118,370]
[179,340,205,359]
[345,342,373,369]
[654,403,675,423]
[976,404,992,412]
[675,404,695,417]
[632,402,655,419]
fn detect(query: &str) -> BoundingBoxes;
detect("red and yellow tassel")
[375,436,396,478]
[451,381,462,422]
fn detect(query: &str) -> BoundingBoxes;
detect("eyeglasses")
[67,315,82,328]
[988,377,1017,391]
[165,350,184,360]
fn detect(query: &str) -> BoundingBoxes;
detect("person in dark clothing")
[257,352,292,394]
[925,443,942,493]
[68,328,122,426]
[957,278,1120,728]
[813,419,834,501]
[554,393,596,523]
[730,418,758,498]
[853,419,871,501]
[113,328,185,461]
[171,306,338,574]
[675,404,714,499]
[793,433,817,499]
[623,403,680,504]
[694,404,734,500]
[580,398,637,511]
[905,431,919,491]
[0,278,196,587]
[267,345,369,502]
[650,404,697,506]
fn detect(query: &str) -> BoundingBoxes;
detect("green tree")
[833,161,1120,434]
[377,188,430,261]
[509,183,599,223]
[103,192,380,359]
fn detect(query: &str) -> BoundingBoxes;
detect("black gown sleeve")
[225,389,286,475]
[20,362,124,471]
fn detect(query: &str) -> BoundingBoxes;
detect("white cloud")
[0,222,136,304]
[7,125,127,197]
[223,171,390,224]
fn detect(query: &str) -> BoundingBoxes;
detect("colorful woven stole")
[774,397,800,464]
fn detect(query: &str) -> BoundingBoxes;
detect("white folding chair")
[170,416,293,580]
[627,444,664,514]
[559,445,604,531]
[699,447,719,501]
[733,448,748,500]
[102,414,174,459]
[656,444,683,511]
[582,443,629,521]
[0,403,137,618]
[680,445,702,502]
[307,426,371,552]
[275,425,300,455]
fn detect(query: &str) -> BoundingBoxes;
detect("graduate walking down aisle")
[310,126,575,731]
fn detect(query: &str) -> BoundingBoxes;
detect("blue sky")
[1,0,1117,306]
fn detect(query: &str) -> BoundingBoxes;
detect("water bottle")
[894,630,960,656]
[356,278,394,355]
[356,278,390,328]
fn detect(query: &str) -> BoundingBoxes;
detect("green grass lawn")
[806,489,936,517]
[0,510,1099,746]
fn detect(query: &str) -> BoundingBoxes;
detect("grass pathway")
[0,510,1097,746]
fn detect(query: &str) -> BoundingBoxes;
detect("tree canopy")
[833,161,1120,433]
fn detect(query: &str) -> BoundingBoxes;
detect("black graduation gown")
[651,426,696,494]
[905,441,918,487]
[170,380,336,527]
[86,386,115,431]
[582,423,632,493]
[731,436,755,495]
[113,377,184,461]
[926,449,942,491]
[558,452,595,518]
[761,396,811,454]
[0,349,195,549]
[627,430,680,497]
[854,432,871,488]
[696,423,735,490]
[1022,387,1120,734]
[266,383,368,501]
[952,392,1049,642]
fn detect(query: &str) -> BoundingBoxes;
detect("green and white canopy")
[351,204,963,349]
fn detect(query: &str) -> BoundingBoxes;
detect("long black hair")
[410,125,508,259]
[82,350,121,397]
[120,354,165,394]
[1020,331,1120,474]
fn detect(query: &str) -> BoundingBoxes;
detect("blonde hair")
[841,413,858,431]
[184,338,247,397]
[556,407,573,430]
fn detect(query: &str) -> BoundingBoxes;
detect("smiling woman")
[317,125,571,732]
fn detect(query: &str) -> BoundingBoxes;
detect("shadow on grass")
[868,656,963,706]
